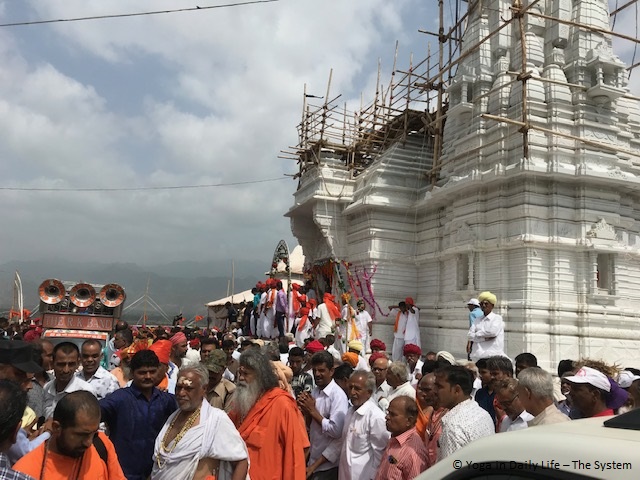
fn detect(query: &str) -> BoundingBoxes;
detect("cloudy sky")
[0,1,637,270]
[0,0,435,268]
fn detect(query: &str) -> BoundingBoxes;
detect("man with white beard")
[152,365,248,480]
[229,349,309,480]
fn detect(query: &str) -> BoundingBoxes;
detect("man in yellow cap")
[467,292,505,362]
[347,340,369,371]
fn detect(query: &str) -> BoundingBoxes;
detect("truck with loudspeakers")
[37,279,126,351]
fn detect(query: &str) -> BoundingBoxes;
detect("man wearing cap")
[347,341,369,371]
[100,350,178,480]
[203,350,236,411]
[467,292,505,362]
[563,366,614,418]
[618,369,640,412]
[44,342,97,419]
[0,341,51,465]
[465,299,483,361]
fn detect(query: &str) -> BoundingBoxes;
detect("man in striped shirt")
[375,396,428,480]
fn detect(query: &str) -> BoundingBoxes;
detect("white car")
[416,410,639,480]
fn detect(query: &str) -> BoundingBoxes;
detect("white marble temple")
[287,0,640,371]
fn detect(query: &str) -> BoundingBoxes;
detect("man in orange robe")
[229,348,309,480]
[14,391,125,480]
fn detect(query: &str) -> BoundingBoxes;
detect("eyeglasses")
[499,393,519,407]
[372,367,388,372]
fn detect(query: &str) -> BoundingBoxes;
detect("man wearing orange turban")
[295,306,313,348]
[316,291,341,339]
[149,340,173,393]
[341,352,359,368]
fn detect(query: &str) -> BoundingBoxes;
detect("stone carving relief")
[456,222,477,245]
[586,218,616,240]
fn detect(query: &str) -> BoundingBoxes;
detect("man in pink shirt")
[375,396,428,480]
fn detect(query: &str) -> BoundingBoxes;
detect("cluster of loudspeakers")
[38,279,125,315]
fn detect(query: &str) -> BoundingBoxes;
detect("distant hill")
[0,259,267,324]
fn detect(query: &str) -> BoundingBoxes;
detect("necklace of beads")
[156,407,201,469]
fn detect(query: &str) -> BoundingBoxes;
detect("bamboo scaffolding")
[291,0,638,182]
[610,0,638,16]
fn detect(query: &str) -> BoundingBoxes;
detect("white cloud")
[1,0,420,266]
[2,0,637,271]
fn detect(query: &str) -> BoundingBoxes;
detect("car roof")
[418,413,640,480]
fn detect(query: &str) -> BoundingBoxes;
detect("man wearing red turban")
[370,339,386,353]
[403,343,424,387]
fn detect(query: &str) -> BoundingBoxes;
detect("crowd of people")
[0,287,638,480]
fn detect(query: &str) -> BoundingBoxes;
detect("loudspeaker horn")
[99,284,126,308]
[69,283,96,308]
[38,279,66,305]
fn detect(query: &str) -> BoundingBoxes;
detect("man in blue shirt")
[100,349,177,480]
[465,299,484,361]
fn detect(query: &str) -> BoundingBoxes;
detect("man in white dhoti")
[294,306,314,348]
[152,364,249,480]
[388,301,408,362]
[355,299,373,353]
[403,297,421,351]
[262,279,277,339]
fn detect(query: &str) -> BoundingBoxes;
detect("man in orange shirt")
[230,348,309,480]
[14,391,125,480]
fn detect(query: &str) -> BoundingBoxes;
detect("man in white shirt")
[76,339,120,400]
[338,371,389,480]
[468,291,505,362]
[435,365,494,460]
[297,350,349,480]
[316,293,341,340]
[386,362,416,408]
[517,367,570,426]
[495,378,533,432]
[370,354,392,412]
[403,344,424,387]
[355,300,373,353]
[44,342,96,418]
